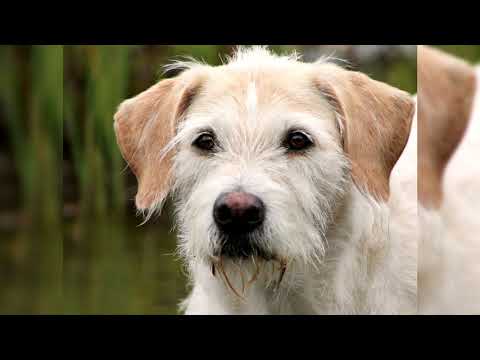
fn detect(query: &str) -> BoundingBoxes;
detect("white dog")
[114,46,417,314]
[418,46,480,314]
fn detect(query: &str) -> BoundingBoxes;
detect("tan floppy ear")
[316,64,415,201]
[114,74,202,211]
[417,45,476,209]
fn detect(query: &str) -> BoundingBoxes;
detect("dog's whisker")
[233,260,246,295]
[277,258,288,289]
[246,255,261,287]
[218,257,246,301]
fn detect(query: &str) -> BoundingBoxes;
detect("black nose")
[213,192,265,233]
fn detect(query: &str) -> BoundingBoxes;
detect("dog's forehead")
[202,64,313,104]
[186,63,337,135]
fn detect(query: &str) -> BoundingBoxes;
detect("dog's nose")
[213,192,265,232]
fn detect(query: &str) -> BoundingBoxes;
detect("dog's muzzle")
[213,191,269,258]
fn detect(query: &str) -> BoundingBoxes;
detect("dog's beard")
[209,253,289,301]
[207,225,287,299]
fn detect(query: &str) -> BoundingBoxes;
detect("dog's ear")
[417,45,476,209]
[114,74,202,211]
[315,64,415,201]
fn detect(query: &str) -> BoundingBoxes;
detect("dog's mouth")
[215,231,274,260]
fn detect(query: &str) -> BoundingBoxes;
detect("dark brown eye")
[286,131,313,151]
[193,133,216,151]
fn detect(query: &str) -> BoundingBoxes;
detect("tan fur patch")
[418,45,476,209]
[315,64,415,201]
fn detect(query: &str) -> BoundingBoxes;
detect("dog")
[418,45,480,314]
[114,46,417,314]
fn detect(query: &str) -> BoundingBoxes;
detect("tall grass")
[0,46,62,313]
[0,46,62,226]
[64,46,131,220]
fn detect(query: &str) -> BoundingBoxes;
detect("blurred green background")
[1,45,420,314]
[434,45,480,63]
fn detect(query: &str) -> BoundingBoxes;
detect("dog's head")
[114,47,414,272]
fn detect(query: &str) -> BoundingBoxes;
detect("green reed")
[64,46,131,219]
[0,45,62,226]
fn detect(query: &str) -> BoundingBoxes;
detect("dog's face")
[171,66,349,265]
[114,47,414,271]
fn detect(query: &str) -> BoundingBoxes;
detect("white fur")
[158,47,417,314]
[246,82,257,116]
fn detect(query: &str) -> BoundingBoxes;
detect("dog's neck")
[182,183,415,314]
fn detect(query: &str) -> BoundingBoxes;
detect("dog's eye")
[285,131,313,151]
[193,133,216,151]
